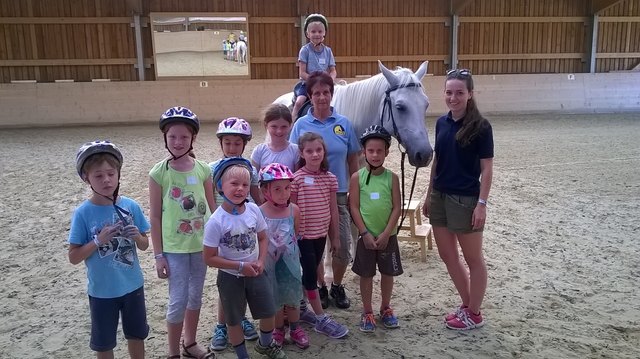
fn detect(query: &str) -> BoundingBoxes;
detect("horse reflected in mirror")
[274,61,433,167]
[236,40,247,64]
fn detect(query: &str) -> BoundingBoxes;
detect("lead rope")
[380,85,420,232]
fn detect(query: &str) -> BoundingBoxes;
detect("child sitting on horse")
[292,13,337,119]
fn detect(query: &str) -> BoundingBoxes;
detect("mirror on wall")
[150,13,249,78]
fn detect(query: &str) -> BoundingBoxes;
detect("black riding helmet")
[360,125,392,149]
[303,13,328,33]
[360,125,392,185]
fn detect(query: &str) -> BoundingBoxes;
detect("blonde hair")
[220,165,251,185]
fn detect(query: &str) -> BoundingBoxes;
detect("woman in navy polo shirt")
[423,69,494,331]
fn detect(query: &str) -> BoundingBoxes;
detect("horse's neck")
[332,75,387,135]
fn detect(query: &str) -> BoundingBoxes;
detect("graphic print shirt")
[203,202,267,276]
[68,196,150,298]
[149,159,212,253]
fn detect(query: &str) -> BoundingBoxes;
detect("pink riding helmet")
[216,117,252,141]
[259,163,294,184]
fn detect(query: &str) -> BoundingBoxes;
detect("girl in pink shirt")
[290,132,348,338]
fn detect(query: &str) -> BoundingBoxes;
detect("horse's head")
[378,61,433,168]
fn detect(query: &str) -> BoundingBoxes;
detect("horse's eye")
[395,104,406,111]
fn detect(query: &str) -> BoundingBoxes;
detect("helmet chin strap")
[263,190,289,208]
[89,177,130,224]
[364,158,383,185]
[220,192,248,215]
[164,134,194,168]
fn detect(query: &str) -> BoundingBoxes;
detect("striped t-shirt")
[291,167,338,239]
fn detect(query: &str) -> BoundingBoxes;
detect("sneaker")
[319,285,330,309]
[273,327,286,347]
[242,317,259,340]
[359,312,376,333]
[289,327,310,349]
[299,307,317,325]
[445,308,485,330]
[379,307,399,329]
[255,339,288,359]
[210,324,228,351]
[330,283,351,309]
[444,305,468,322]
[314,314,349,339]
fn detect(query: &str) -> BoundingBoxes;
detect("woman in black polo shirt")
[423,69,494,330]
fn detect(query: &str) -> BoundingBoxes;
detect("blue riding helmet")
[212,157,253,192]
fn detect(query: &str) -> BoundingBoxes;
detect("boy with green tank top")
[348,125,403,333]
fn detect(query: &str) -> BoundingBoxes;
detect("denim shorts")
[294,81,307,97]
[429,189,482,233]
[88,286,149,352]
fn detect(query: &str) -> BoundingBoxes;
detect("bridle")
[379,81,422,231]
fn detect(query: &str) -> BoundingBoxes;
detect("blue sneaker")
[359,312,376,333]
[299,307,317,325]
[242,317,259,340]
[380,307,400,329]
[210,324,228,351]
[314,314,348,339]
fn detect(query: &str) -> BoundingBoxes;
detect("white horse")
[273,61,433,167]
[236,40,247,64]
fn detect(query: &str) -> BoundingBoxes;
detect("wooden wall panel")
[0,0,639,82]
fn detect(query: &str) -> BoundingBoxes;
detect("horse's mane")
[332,67,422,133]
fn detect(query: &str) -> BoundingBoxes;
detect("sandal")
[182,342,216,359]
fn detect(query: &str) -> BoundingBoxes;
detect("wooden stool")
[397,199,433,262]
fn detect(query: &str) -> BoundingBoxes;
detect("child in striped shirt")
[290,132,348,339]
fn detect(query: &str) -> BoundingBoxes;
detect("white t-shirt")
[203,202,267,276]
[251,142,299,172]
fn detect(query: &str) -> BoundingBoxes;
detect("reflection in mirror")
[151,13,249,78]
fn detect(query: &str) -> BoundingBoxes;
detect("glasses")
[446,68,472,77]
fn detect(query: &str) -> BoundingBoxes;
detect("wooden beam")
[458,53,585,60]
[451,0,473,15]
[251,55,447,64]
[0,17,141,24]
[0,59,143,66]
[592,0,624,14]
[596,52,640,58]
[459,17,588,23]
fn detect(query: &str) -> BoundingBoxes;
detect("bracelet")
[238,261,244,272]
[478,198,487,206]
[93,237,101,247]
[359,230,369,237]
[154,253,164,260]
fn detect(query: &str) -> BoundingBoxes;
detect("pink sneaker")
[445,308,485,330]
[272,327,286,347]
[289,327,310,349]
[444,305,468,322]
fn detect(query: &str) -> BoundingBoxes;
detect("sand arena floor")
[0,113,638,358]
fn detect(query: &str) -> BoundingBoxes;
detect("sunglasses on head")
[446,68,472,77]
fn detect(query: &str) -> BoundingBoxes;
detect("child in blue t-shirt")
[292,13,337,118]
[68,140,150,357]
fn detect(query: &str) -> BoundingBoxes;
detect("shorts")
[217,270,276,326]
[88,286,149,352]
[294,81,307,97]
[331,194,354,266]
[298,237,327,290]
[352,235,403,278]
[429,189,482,233]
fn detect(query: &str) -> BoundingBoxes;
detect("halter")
[379,81,422,231]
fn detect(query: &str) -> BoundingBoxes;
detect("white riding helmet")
[216,117,252,141]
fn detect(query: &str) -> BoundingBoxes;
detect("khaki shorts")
[331,193,353,266]
[429,189,482,233]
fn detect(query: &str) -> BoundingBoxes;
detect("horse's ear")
[415,61,429,80]
[378,60,399,88]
